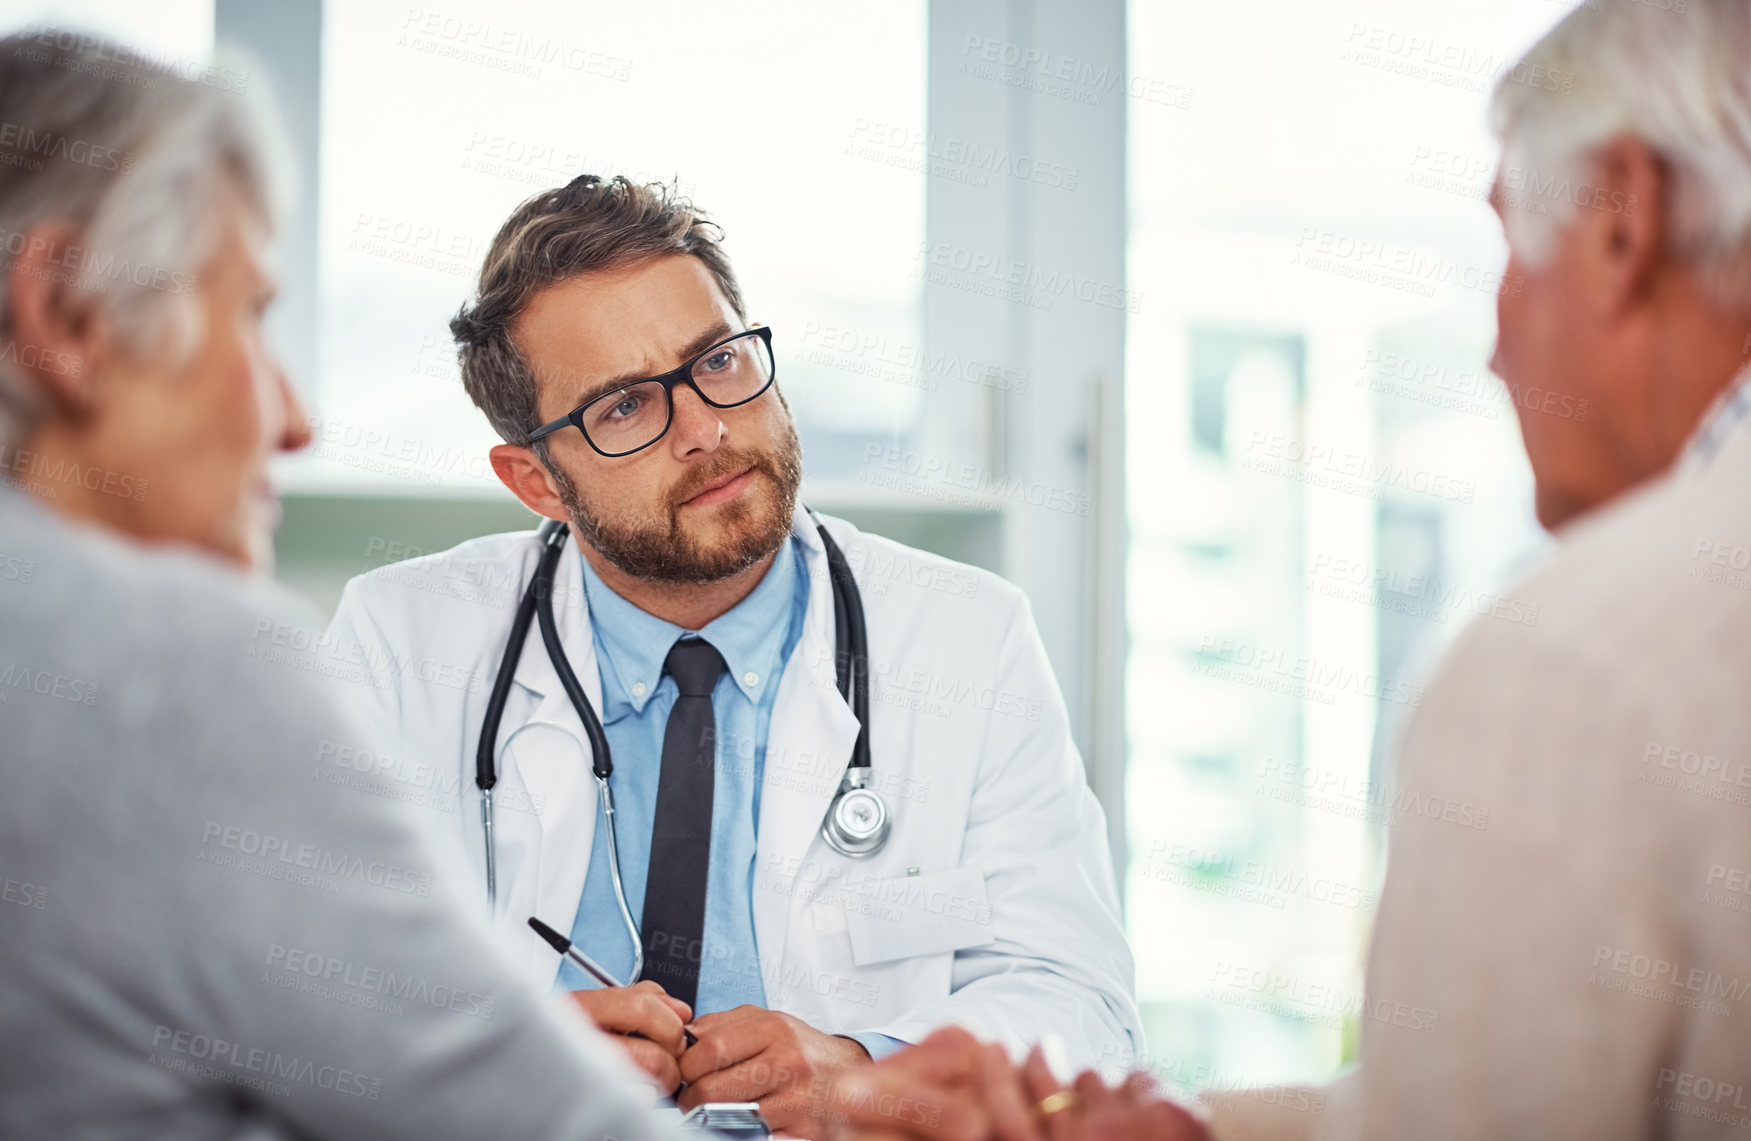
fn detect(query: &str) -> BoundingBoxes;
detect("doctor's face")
[511,254,802,584]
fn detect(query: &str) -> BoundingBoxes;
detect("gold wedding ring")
[1035,1090,1081,1118]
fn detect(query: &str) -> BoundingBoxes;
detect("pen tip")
[526,916,570,953]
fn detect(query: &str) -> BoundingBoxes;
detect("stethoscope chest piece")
[821,767,890,857]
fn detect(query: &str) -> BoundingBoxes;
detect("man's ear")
[1577,133,1669,320]
[489,443,570,522]
[4,221,112,416]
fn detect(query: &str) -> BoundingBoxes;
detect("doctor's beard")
[544,417,803,585]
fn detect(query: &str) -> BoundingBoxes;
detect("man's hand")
[565,981,692,1095]
[1017,1050,1210,1141]
[822,1028,1046,1141]
[679,1005,874,1133]
[822,1028,1211,1141]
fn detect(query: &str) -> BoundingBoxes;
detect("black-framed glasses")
[526,326,777,458]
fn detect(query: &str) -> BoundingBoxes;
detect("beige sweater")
[1207,408,1751,1140]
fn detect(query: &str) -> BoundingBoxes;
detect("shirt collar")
[1677,360,1751,477]
[580,535,803,719]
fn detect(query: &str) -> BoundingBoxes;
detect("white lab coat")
[324,506,1142,1067]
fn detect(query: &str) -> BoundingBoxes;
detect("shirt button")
[743,671,759,687]
[632,682,647,698]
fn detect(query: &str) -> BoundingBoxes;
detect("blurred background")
[10,0,1568,1095]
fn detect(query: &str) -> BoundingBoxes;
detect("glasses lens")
[690,332,774,407]
[581,380,670,454]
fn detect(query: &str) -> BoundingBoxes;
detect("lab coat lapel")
[499,533,602,976]
[754,513,862,965]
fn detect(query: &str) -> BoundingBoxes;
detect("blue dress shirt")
[560,537,807,1014]
[557,536,906,1061]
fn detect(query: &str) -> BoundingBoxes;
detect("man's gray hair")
[0,27,290,446]
[1490,0,1751,309]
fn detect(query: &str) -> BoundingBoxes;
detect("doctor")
[326,174,1140,1132]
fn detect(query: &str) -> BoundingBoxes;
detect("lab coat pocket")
[843,865,995,967]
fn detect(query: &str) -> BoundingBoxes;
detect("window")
[0,0,211,61]
[1125,0,1560,1092]
[292,0,927,495]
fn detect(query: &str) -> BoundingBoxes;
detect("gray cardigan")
[0,486,685,1141]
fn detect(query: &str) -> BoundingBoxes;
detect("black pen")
[528,917,698,1046]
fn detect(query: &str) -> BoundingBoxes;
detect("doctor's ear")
[4,221,114,416]
[489,443,570,523]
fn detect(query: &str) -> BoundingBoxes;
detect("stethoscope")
[474,509,890,983]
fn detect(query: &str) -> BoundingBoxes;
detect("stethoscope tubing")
[475,511,880,984]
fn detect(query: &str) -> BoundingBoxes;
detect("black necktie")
[638,636,725,1009]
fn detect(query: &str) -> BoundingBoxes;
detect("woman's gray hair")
[0,27,291,446]
[1490,0,1751,309]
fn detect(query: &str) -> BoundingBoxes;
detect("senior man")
[0,30,699,1141]
[832,1,1751,1138]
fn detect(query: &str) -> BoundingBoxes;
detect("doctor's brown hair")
[449,174,746,456]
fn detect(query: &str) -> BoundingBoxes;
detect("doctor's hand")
[678,1005,873,1134]
[566,982,693,1094]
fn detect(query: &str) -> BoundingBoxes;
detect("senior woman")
[0,29,689,1140]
